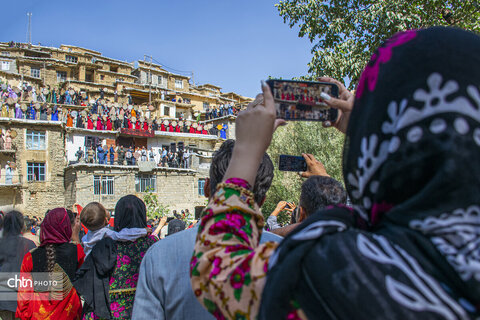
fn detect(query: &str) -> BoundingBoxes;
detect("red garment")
[189,126,195,133]
[87,118,93,130]
[196,129,201,134]
[202,129,208,135]
[135,121,141,130]
[175,125,181,133]
[143,122,149,131]
[96,119,104,131]
[106,118,112,131]
[168,124,174,132]
[75,204,89,235]
[128,119,133,129]
[16,244,85,320]
[40,208,72,245]
[108,217,114,227]
[160,124,166,131]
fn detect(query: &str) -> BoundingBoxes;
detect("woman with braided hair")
[16,208,85,320]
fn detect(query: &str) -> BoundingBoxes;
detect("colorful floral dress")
[84,235,157,320]
[190,179,307,319]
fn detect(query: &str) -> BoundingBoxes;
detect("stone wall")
[65,165,208,215]
[0,121,67,216]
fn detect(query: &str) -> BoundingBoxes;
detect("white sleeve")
[105,228,147,241]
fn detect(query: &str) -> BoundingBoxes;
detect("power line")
[150,56,193,76]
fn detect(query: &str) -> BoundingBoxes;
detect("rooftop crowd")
[0,27,479,320]
[0,83,232,137]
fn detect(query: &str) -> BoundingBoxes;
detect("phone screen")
[278,155,307,172]
[266,79,339,122]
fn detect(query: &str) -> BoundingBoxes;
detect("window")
[57,71,67,82]
[157,75,166,87]
[31,67,40,78]
[100,75,105,80]
[198,179,206,196]
[27,162,45,181]
[110,66,118,73]
[1,51,10,56]
[65,55,78,63]
[26,130,46,150]
[135,174,156,193]
[163,106,170,117]
[203,102,210,110]
[1,61,10,71]
[175,79,183,89]
[94,175,114,195]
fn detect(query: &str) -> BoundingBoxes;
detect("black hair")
[2,210,25,237]
[300,176,347,217]
[209,139,274,204]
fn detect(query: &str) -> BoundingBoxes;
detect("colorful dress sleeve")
[190,179,278,319]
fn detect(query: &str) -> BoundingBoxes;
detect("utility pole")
[144,54,152,105]
[149,55,152,105]
[26,13,32,45]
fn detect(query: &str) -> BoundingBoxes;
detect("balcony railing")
[0,148,16,154]
[0,174,22,186]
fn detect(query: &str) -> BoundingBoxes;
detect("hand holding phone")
[300,153,330,178]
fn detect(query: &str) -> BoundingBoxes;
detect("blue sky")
[0,0,313,98]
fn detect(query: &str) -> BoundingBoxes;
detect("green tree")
[263,122,344,224]
[276,0,480,88]
[142,188,170,219]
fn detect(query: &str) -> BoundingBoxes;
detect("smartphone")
[266,79,339,122]
[278,155,307,172]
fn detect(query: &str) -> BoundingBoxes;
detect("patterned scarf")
[260,27,480,319]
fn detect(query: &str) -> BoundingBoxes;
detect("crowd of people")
[204,104,240,120]
[0,83,231,137]
[0,27,478,320]
[76,145,194,169]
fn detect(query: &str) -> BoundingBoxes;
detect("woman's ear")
[298,206,307,223]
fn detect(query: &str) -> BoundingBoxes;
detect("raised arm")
[190,82,281,319]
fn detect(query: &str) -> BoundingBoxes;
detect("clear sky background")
[0,0,313,98]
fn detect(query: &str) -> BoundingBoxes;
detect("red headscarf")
[40,208,72,246]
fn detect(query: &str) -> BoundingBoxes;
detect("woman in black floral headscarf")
[190,26,480,320]
[261,26,480,319]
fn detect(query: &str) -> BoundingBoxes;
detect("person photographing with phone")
[191,27,480,319]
